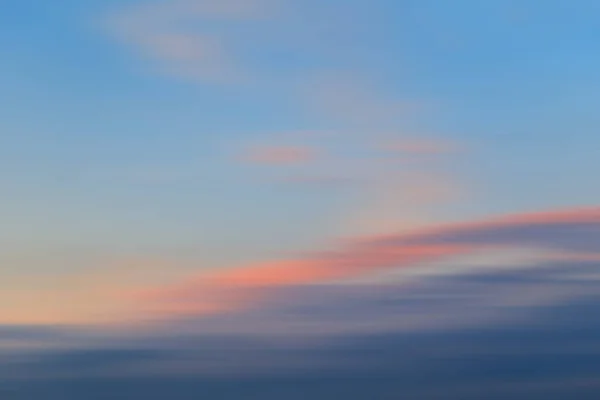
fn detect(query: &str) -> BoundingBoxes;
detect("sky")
[1,0,600,398]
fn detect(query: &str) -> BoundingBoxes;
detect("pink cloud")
[107,0,274,82]
[133,244,470,316]
[278,175,360,187]
[380,138,459,155]
[242,146,318,165]
[129,206,600,319]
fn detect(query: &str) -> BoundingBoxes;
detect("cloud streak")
[379,137,459,155]
[3,257,600,400]
[131,206,600,319]
[108,0,274,82]
[242,145,318,165]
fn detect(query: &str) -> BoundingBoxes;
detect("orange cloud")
[130,206,600,319]
[243,146,318,165]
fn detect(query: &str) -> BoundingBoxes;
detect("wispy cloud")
[107,0,275,82]
[241,145,318,165]
[343,169,463,236]
[304,73,420,131]
[292,73,466,236]
[276,174,360,188]
[379,137,459,155]
[130,206,600,319]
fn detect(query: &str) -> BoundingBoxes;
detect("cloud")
[379,137,459,155]
[3,257,600,399]
[343,169,463,236]
[107,0,274,82]
[131,244,471,317]
[163,259,600,340]
[369,206,600,252]
[276,175,360,188]
[304,73,419,131]
[296,73,464,237]
[130,206,600,318]
[241,145,318,165]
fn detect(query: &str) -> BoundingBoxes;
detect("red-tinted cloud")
[132,206,600,318]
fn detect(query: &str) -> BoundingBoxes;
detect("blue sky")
[1,0,600,323]
[2,2,600,398]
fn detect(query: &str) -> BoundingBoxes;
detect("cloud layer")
[131,206,600,318]
[3,255,600,400]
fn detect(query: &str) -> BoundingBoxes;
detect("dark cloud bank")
[3,258,600,400]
